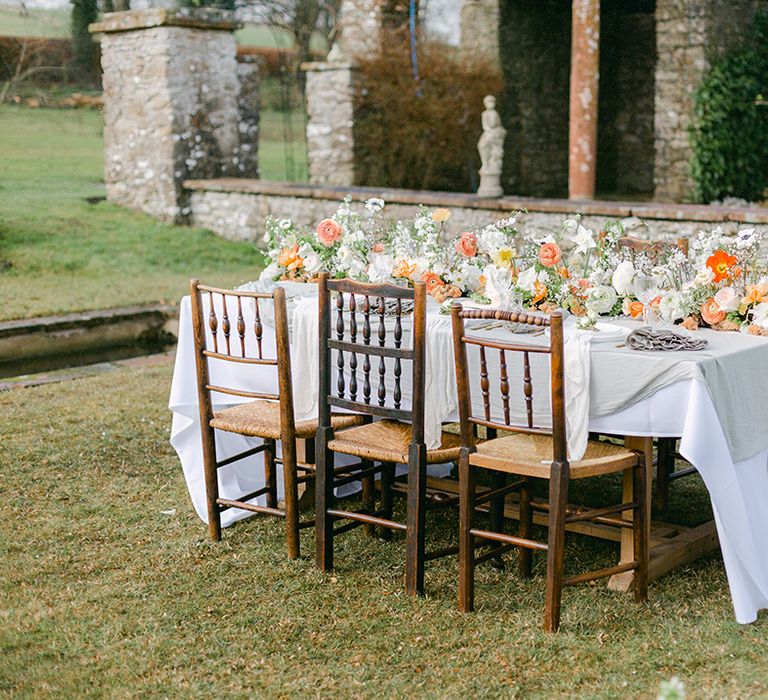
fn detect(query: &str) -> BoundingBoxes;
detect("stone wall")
[303,62,359,186]
[654,0,768,202]
[92,9,259,223]
[460,0,500,66]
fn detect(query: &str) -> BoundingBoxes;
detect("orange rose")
[316,218,343,247]
[700,297,726,326]
[628,301,644,319]
[706,249,738,283]
[277,243,303,271]
[455,232,478,257]
[538,242,562,268]
[393,259,417,280]
[421,271,444,294]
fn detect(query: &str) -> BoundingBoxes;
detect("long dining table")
[169,281,768,625]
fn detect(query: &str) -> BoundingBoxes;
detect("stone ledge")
[300,61,357,72]
[182,178,768,225]
[89,8,241,35]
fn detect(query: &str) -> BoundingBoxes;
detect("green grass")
[0,104,309,320]
[0,362,766,697]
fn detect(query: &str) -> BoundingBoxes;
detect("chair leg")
[405,444,427,596]
[361,459,376,537]
[489,471,507,570]
[458,449,475,612]
[544,462,569,633]
[201,424,221,542]
[518,477,533,578]
[632,459,649,604]
[380,462,395,541]
[655,437,675,511]
[282,439,300,560]
[314,428,335,573]
[264,439,278,509]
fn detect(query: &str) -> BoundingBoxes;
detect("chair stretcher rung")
[216,498,284,517]
[565,501,637,524]
[469,528,548,551]
[563,561,637,587]
[474,542,517,566]
[216,444,266,468]
[473,479,525,507]
[669,466,697,480]
[327,508,407,531]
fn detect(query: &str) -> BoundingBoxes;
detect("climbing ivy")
[690,12,768,203]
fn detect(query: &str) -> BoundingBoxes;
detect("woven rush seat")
[473,432,638,478]
[211,400,364,440]
[327,420,462,464]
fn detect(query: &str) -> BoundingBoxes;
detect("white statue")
[477,95,505,197]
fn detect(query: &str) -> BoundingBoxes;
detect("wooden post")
[568,0,600,200]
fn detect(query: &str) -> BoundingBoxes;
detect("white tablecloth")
[169,289,768,624]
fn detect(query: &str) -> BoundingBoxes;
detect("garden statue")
[477,95,506,197]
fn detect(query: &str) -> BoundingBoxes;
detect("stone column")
[303,62,359,186]
[335,0,382,63]
[90,8,247,223]
[236,56,261,179]
[459,0,500,68]
[568,0,600,201]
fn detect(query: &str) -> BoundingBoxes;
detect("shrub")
[690,12,768,203]
[354,34,503,193]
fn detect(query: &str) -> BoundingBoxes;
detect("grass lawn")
[0,104,307,321]
[1,362,766,697]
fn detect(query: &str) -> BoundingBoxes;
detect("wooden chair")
[190,279,363,558]
[315,273,463,595]
[451,305,648,632]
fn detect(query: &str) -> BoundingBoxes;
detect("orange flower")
[706,249,738,283]
[532,280,548,305]
[745,284,768,305]
[277,243,303,271]
[700,297,726,326]
[393,259,417,279]
[538,242,562,268]
[316,218,343,247]
[558,267,570,279]
[421,271,444,294]
[371,242,385,254]
[628,301,644,319]
[455,232,478,257]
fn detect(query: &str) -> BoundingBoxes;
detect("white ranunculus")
[694,265,715,286]
[571,224,597,257]
[298,243,323,274]
[259,262,279,281]
[658,291,688,323]
[586,285,618,315]
[714,286,739,312]
[367,254,394,283]
[611,260,636,297]
[751,302,768,329]
[515,267,546,295]
[334,245,355,271]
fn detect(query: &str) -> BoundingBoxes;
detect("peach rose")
[628,301,644,319]
[421,271,444,294]
[316,218,343,247]
[455,232,478,257]
[372,242,385,254]
[700,297,726,326]
[538,242,562,268]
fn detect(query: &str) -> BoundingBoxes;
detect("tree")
[71,0,99,83]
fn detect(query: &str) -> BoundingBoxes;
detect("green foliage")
[69,0,98,82]
[354,35,503,193]
[690,12,768,203]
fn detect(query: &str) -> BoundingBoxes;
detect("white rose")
[611,260,636,297]
[367,254,394,283]
[694,265,715,286]
[298,243,323,275]
[586,285,618,315]
[515,267,546,295]
[714,286,739,312]
[658,291,688,323]
[751,302,768,329]
[259,262,279,281]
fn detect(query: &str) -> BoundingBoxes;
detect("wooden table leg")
[608,435,653,592]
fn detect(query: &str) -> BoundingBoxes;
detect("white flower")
[735,227,757,249]
[259,262,279,281]
[714,286,739,312]
[477,225,506,254]
[586,285,618,315]
[496,216,517,228]
[364,197,385,214]
[611,260,636,297]
[367,254,394,283]
[279,218,292,230]
[571,224,597,257]
[298,243,322,274]
[694,265,715,286]
[751,302,768,329]
[658,290,688,323]
[516,267,547,295]
[483,265,517,308]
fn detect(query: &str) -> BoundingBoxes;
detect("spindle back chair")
[190,279,362,559]
[451,304,648,632]
[315,273,461,595]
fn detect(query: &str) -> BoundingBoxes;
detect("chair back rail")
[451,304,567,463]
[599,232,689,260]
[317,272,426,443]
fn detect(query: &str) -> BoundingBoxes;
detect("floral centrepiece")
[259,197,768,334]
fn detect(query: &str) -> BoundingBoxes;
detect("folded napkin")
[626,327,709,352]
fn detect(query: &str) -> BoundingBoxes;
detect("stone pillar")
[303,62,359,186]
[568,0,600,200]
[460,0,500,67]
[90,8,246,223]
[335,0,382,63]
[236,56,261,179]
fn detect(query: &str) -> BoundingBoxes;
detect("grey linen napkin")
[626,326,709,351]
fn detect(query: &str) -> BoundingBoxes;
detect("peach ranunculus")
[628,300,644,319]
[372,242,385,254]
[393,258,418,280]
[538,242,562,268]
[700,297,726,326]
[316,218,343,247]
[421,271,444,295]
[745,284,768,305]
[277,243,303,271]
[705,249,738,283]
[431,208,452,223]
[455,232,478,257]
